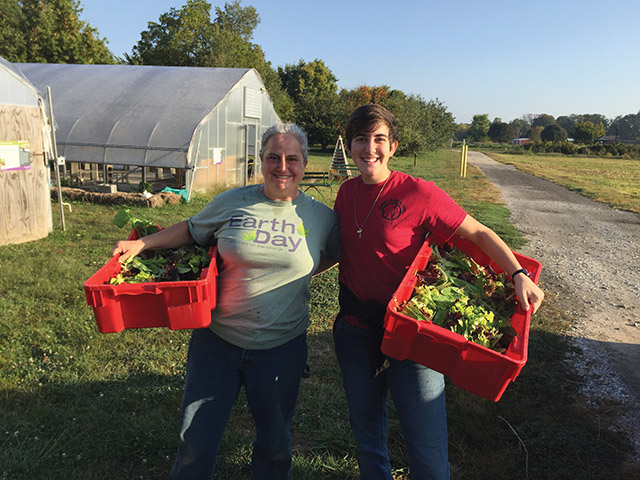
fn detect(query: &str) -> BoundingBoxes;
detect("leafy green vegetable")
[109,246,210,285]
[399,244,518,353]
[109,210,209,285]
[113,208,159,237]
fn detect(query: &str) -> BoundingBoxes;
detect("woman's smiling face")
[261,132,306,201]
[349,122,398,184]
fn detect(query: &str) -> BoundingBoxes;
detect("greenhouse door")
[245,124,257,185]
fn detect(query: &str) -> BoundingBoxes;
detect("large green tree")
[384,91,455,155]
[573,121,605,144]
[541,124,567,142]
[454,123,470,141]
[0,0,114,64]
[608,112,640,141]
[532,113,557,128]
[468,114,490,142]
[336,86,454,154]
[127,0,292,118]
[278,59,340,149]
[509,118,530,138]
[488,120,516,143]
[556,115,576,137]
[0,0,26,61]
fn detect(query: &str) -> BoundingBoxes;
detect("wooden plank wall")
[0,104,53,246]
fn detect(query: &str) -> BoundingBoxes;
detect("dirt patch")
[467,151,640,462]
[52,187,183,208]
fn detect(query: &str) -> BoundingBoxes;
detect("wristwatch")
[511,268,530,280]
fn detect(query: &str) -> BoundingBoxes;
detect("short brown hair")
[345,104,399,147]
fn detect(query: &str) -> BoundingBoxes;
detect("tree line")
[2,0,638,153]
[456,112,640,144]
[0,0,455,155]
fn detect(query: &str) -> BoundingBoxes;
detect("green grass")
[484,151,640,214]
[1,150,638,479]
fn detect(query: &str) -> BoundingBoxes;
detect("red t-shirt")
[335,170,467,305]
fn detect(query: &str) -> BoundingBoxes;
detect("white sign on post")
[0,141,30,171]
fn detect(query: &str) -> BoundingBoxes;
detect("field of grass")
[484,151,640,214]
[1,149,637,479]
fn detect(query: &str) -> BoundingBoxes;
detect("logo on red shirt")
[380,199,406,220]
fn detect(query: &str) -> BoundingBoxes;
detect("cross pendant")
[357,228,362,238]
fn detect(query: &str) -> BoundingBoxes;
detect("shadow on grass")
[1,327,638,480]
[445,328,639,480]
[0,333,358,480]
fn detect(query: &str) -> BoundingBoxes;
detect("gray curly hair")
[259,123,308,162]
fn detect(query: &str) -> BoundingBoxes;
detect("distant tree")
[556,115,576,137]
[541,124,567,142]
[573,121,606,144]
[608,112,640,141]
[0,0,115,64]
[521,113,536,127]
[127,0,292,118]
[488,121,516,143]
[454,123,470,141]
[509,118,529,138]
[278,59,340,149]
[468,114,490,142]
[532,114,557,129]
[572,113,611,131]
[530,125,544,142]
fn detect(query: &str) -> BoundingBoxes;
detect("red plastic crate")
[382,236,542,402]
[83,229,218,333]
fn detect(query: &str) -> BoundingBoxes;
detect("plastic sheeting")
[16,63,255,169]
[0,56,40,107]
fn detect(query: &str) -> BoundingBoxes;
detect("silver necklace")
[354,174,391,239]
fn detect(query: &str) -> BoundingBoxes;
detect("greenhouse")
[17,62,281,199]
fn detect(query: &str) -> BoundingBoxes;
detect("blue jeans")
[333,314,450,480]
[168,328,308,480]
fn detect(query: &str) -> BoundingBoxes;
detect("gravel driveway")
[466,151,640,460]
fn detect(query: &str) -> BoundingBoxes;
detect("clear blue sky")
[80,0,640,124]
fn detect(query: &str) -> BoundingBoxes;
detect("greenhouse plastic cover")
[0,56,41,107]
[16,63,254,168]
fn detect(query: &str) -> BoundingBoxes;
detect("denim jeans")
[333,314,450,480]
[168,327,308,480]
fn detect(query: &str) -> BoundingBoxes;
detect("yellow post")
[460,141,468,178]
[462,143,468,177]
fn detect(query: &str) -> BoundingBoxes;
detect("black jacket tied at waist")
[339,282,389,377]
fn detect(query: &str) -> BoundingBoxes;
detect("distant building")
[511,138,531,145]
[594,135,640,145]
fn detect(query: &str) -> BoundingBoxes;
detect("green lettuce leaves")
[399,245,518,353]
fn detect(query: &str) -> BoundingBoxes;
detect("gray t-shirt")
[188,185,340,349]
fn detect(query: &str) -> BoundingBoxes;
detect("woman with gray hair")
[111,123,340,479]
